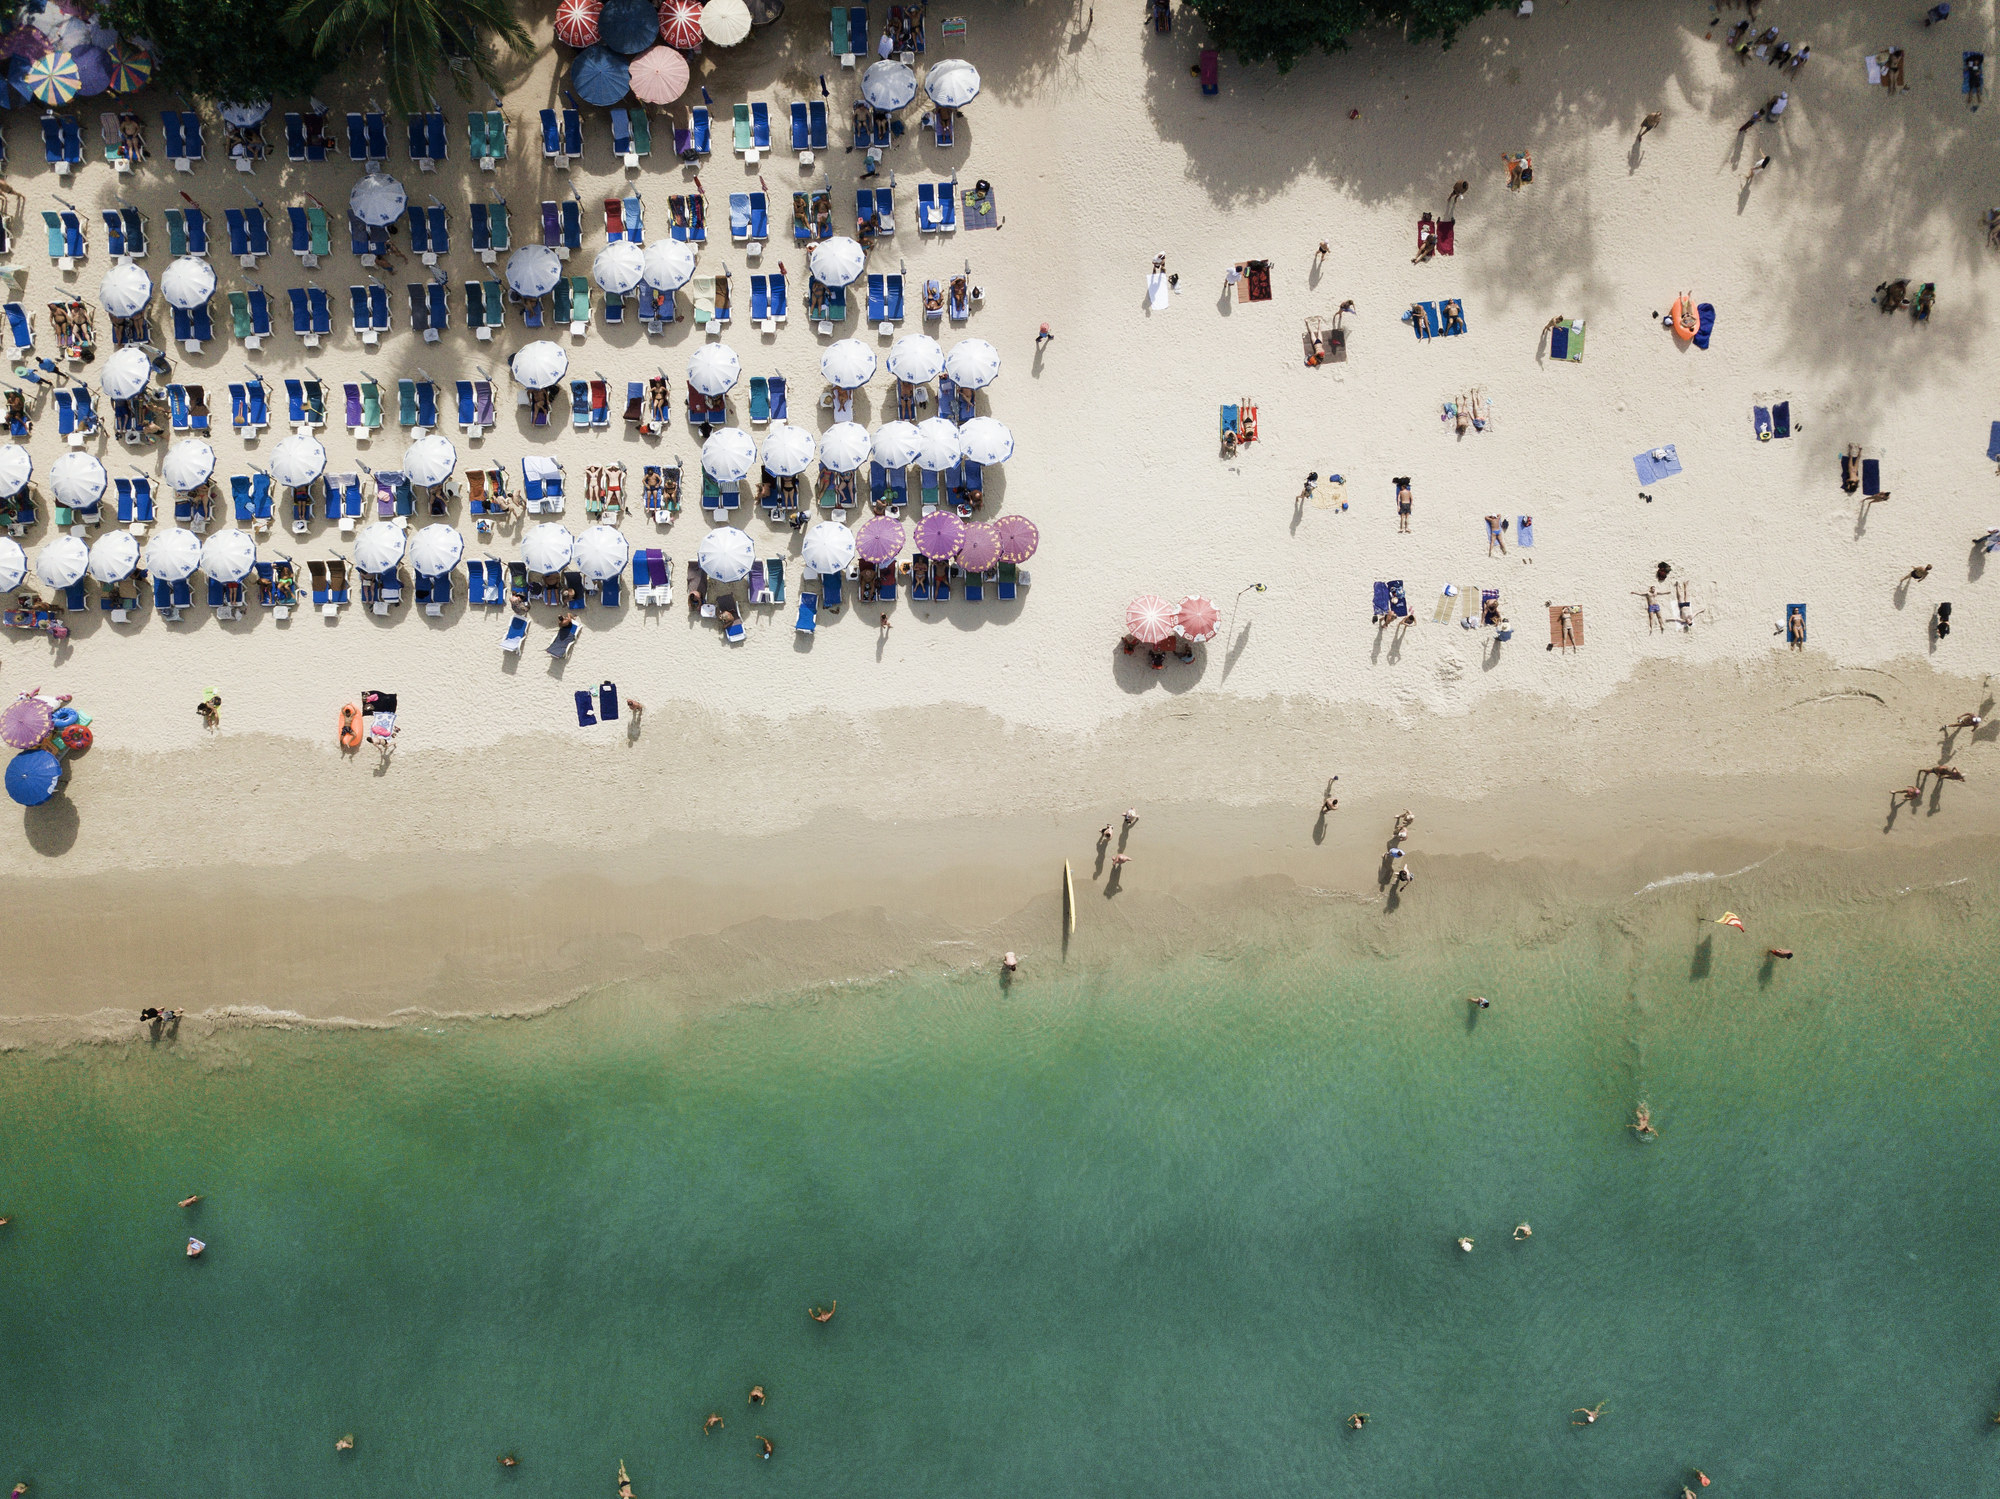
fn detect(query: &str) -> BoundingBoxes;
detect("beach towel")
[1436,218,1455,255]
[1866,53,1886,85]
[1244,260,1272,302]
[597,681,619,721]
[1433,584,1457,623]
[1549,317,1584,362]
[1548,604,1584,649]
[1633,445,1683,485]
[1692,302,1715,350]
[1199,48,1218,94]
[1517,515,1534,547]
[1753,405,1772,441]
[1147,272,1169,311]
[1372,581,1390,620]
[960,185,998,230]
[1862,458,1881,495]
[1987,421,2000,463]
[573,690,597,726]
[1773,401,1791,438]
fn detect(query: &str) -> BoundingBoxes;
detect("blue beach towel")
[1692,302,1715,350]
[1772,401,1791,438]
[1517,516,1534,547]
[1372,581,1390,617]
[1862,458,1881,496]
[1634,445,1683,485]
[1753,405,1772,440]
[1987,421,2000,462]
[1786,603,1806,645]
[573,690,597,726]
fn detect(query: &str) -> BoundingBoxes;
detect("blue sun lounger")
[796,589,818,632]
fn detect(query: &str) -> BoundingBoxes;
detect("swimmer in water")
[617,1460,633,1499]
[185,1237,206,1257]
[748,1386,765,1405]
[757,1437,773,1460]
[1572,1402,1605,1426]
[1456,1236,1474,1252]
[1513,1224,1532,1240]
[1346,1413,1368,1429]
[704,1415,724,1434]
[1766,948,1793,959]
[178,1194,202,1207]
[336,1436,354,1452]
[500,1456,518,1468]
[809,1302,836,1322]
[1631,1104,1657,1139]
[1468,996,1490,1009]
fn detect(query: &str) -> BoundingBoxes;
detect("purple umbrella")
[914,512,965,560]
[855,515,906,564]
[70,44,110,96]
[1,693,54,750]
[957,521,1000,572]
[992,514,1040,563]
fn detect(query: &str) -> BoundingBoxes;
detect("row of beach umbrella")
[694,414,1012,483]
[11,40,151,105]
[690,509,1037,585]
[0,428,459,501]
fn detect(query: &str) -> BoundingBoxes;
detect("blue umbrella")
[71,44,111,96]
[571,44,630,106]
[5,748,61,806]
[597,0,659,54]
[5,55,29,110]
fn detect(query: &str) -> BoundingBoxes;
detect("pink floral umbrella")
[0,692,53,749]
[1125,594,1177,645]
[957,522,1000,572]
[992,514,1038,562]
[914,511,964,559]
[658,0,703,49]
[628,44,689,103]
[1176,595,1219,643]
[555,0,603,47]
[855,514,906,564]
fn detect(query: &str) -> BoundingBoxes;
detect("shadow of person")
[1689,933,1712,981]
[1757,952,1778,989]
[1104,865,1123,898]
[23,793,79,856]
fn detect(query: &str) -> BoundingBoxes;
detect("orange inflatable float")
[338,703,362,750]
[1669,293,1698,341]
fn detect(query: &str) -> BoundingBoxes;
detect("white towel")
[1147,273,1170,311]
[1866,55,1885,85]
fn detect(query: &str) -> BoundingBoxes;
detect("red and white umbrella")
[555,0,603,46]
[628,44,689,103]
[658,0,702,49]
[1176,595,1219,643]
[1126,594,1177,645]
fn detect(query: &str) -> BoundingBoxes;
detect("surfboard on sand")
[1063,860,1076,936]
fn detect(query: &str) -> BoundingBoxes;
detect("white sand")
[3,0,1999,1017]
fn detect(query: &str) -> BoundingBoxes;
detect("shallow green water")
[5,901,2000,1497]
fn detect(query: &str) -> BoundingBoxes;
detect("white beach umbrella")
[86,529,139,583]
[862,59,917,111]
[0,445,30,499]
[142,527,201,581]
[944,338,1000,389]
[700,0,751,44]
[409,523,464,577]
[511,340,569,390]
[871,420,920,469]
[269,433,326,489]
[0,537,21,590]
[159,255,215,309]
[820,338,876,389]
[217,100,270,127]
[912,416,963,472]
[505,244,564,297]
[809,236,865,288]
[353,522,406,574]
[99,345,152,400]
[521,522,575,574]
[574,524,630,583]
[819,421,871,474]
[33,534,87,589]
[98,262,152,318]
[695,525,754,583]
[702,427,757,483]
[686,342,741,398]
[592,240,646,294]
[404,434,457,488]
[801,520,856,575]
[925,58,980,108]
[760,424,816,477]
[348,173,407,227]
[48,451,106,506]
[642,238,697,292]
[161,438,215,492]
[198,528,255,583]
[960,415,1015,464]
[886,333,943,384]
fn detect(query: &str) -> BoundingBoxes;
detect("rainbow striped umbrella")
[106,42,153,94]
[24,50,82,104]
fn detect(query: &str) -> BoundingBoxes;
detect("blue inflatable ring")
[50,707,79,729]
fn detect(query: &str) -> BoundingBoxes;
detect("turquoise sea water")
[5,900,2000,1497]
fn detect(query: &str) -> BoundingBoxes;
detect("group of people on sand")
[1097,809,1139,873]
[1892,713,1981,805]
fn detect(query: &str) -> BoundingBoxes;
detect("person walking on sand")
[1314,241,1330,267]
[1034,323,1052,349]
[1298,472,1317,503]
[1896,784,1923,804]
[1124,808,1139,827]
[1447,179,1468,210]
[1745,154,1771,181]
[1928,764,1967,782]
[1737,103,1765,133]
[1637,111,1662,140]
[1098,823,1114,845]
[624,698,643,726]
[1111,853,1132,867]
[1224,263,1242,295]
[1904,564,1933,583]
[1944,713,1982,731]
